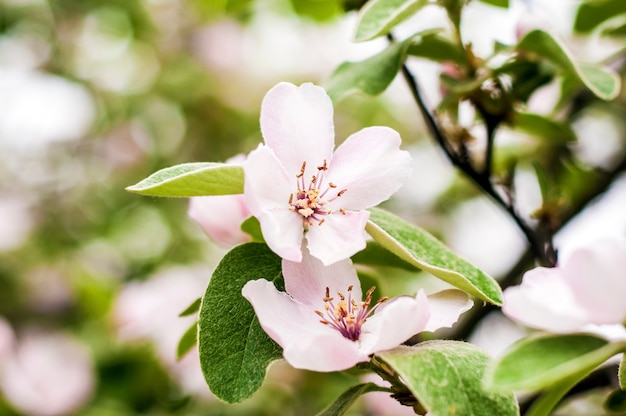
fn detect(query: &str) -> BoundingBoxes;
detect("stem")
[524,381,577,416]
[398,60,556,266]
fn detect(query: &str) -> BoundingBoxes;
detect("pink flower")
[188,155,252,248]
[502,239,626,334]
[0,319,95,416]
[242,249,472,372]
[243,82,412,265]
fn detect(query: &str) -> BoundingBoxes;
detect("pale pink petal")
[423,289,473,332]
[243,144,293,215]
[260,82,334,177]
[502,267,590,333]
[564,239,626,325]
[244,145,304,261]
[283,331,368,372]
[242,279,324,348]
[243,279,367,372]
[305,210,370,265]
[359,290,431,355]
[326,126,412,210]
[188,195,251,247]
[257,209,304,262]
[282,251,362,311]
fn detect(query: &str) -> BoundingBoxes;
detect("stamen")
[289,160,348,227]
[296,161,306,178]
[319,285,387,342]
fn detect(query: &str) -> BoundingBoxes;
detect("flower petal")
[243,144,292,215]
[244,145,304,261]
[305,210,370,265]
[260,82,334,178]
[283,331,368,372]
[188,195,251,247]
[282,250,362,311]
[359,290,430,355]
[502,267,590,333]
[326,126,412,210]
[242,279,323,348]
[564,239,626,325]
[257,209,304,262]
[423,289,473,333]
[243,279,367,372]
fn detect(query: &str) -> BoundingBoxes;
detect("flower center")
[315,285,388,342]
[288,160,347,228]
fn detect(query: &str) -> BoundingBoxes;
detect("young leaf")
[126,162,244,197]
[574,0,626,33]
[354,0,428,42]
[366,207,503,305]
[316,383,387,416]
[325,39,410,102]
[407,32,466,64]
[198,243,283,403]
[485,333,626,393]
[605,389,626,413]
[177,321,197,360]
[511,112,577,143]
[240,216,264,242]
[377,341,519,416]
[517,29,621,101]
[178,297,201,317]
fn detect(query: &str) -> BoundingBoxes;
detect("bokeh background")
[1,0,625,414]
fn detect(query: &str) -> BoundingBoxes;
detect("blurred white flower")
[0,195,35,252]
[0,69,94,150]
[0,319,94,416]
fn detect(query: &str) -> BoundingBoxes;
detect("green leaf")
[406,32,466,64]
[177,321,197,360]
[485,333,626,393]
[316,383,387,416]
[478,0,509,8]
[351,241,419,271]
[240,216,264,242]
[126,162,244,197]
[511,112,577,142]
[325,38,411,102]
[198,243,283,403]
[517,29,621,100]
[366,207,502,305]
[574,0,626,33]
[179,297,201,317]
[354,0,428,42]
[378,341,519,416]
[605,389,626,414]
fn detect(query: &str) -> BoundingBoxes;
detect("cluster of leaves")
[128,0,626,415]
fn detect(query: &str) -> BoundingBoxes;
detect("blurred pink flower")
[188,154,252,248]
[243,82,412,265]
[113,266,214,398]
[0,319,94,416]
[242,249,472,372]
[503,239,626,335]
[362,373,423,416]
